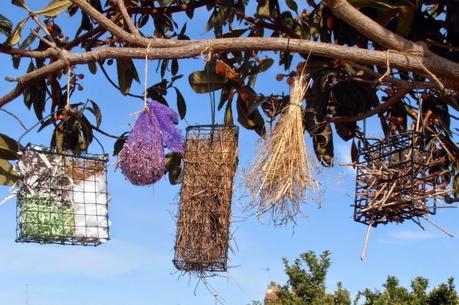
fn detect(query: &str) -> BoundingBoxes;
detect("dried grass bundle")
[246,75,319,225]
[174,125,238,275]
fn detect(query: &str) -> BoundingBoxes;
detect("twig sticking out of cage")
[174,127,238,276]
[245,75,319,225]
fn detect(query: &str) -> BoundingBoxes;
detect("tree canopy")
[254,250,459,305]
[0,0,458,190]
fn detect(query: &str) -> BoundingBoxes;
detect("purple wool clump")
[151,101,184,154]
[119,101,184,186]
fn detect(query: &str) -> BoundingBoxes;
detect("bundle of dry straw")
[246,75,319,225]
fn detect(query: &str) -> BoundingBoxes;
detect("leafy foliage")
[255,251,459,305]
[0,0,458,187]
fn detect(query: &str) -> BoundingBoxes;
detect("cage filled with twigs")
[16,145,110,246]
[354,131,450,227]
[173,125,238,274]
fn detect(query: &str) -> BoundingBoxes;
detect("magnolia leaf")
[88,99,102,128]
[116,59,140,95]
[224,100,234,125]
[34,0,72,17]
[165,152,182,185]
[0,159,18,186]
[188,70,226,93]
[0,134,21,160]
[286,0,298,14]
[113,132,129,156]
[0,14,13,38]
[4,16,29,47]
[175,88,186,120]
[351,140,359,166]
[258,58,275,73]
[257,0,270,17]
[12,0,31,11]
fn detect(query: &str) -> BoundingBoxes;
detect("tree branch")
[325,0,459,90]
[325,0,418,52]
[70,0,185,47]
[1,37,457,108]
[109,0,140,36]
[331,88,411,123]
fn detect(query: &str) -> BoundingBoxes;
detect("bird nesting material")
[245,76,319,225]
[173,125,238,275]
[353,131,450,228]
[16,145,110,246]
[119,101,184,186]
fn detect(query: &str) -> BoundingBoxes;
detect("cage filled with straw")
[245,75,319,225]
[173,125,238,274]
[354,131,450,227]
[16,145,110,246]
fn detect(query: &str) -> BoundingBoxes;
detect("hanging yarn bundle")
[119,101,184,185]
[245,74,319,225]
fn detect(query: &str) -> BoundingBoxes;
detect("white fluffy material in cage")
[72,174,110,243]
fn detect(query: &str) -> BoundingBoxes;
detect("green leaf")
[88,100,102,128]
[257,0,271,17]
[171,59,179,76]
[395,6,415,37]
[0,159,18,186]
[12,28,38,69]
[224,100,233,125]
[116,59,140,95]
[4,16,29,47]
[0,14,13,38]
[351,140,358,165]
[165,152,182,185]
[286,0,298,14]
[222,28,249,38]
[88,62,97,74]
[34,0,72,17]
[188,70,226,93]
[0,134,21,160]
[12,0,31,11]
[113,132,129,156]
[258,58,274,73]
[174,88,186,120]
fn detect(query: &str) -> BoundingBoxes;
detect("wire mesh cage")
[353,131,441,227]
[173,124,239,274]
[16,145,110,246]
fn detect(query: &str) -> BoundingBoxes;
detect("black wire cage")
[173,125,239,274]
[353,131,439,227]
[16,145,110,246]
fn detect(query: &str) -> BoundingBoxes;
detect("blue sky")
[1,2,459,305]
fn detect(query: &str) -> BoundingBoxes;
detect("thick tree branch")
[325,0,418,52]
[325,0,459,90]
[1,37,458,107]
[331,88,411,123]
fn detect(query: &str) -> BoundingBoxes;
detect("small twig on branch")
[0,108,28,130]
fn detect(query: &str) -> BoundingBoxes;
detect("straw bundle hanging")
[246,75,319,225]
